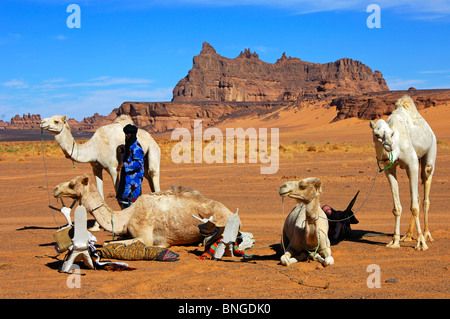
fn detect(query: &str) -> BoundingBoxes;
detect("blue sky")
[0,0,449,122]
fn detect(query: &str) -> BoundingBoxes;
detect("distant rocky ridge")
[3,42,450,133]
[172,42,388,102]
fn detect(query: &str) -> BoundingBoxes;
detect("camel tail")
[395,95,419,114]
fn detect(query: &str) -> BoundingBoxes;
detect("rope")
[377,147,393,172]
[111,211,115,240]
[318,167,380,223]
[40,129,61,228]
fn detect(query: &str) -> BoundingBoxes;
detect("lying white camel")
[40,115,161,199]
[53,175,234,247]
[279,177,334,267]
[369,95,436,251]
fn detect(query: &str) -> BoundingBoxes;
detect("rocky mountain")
[172,42,388,103]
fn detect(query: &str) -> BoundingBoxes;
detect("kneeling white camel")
[53,175,234,248]
[279,177,334,267]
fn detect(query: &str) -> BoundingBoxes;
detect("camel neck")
[55,124,96,163]
[81,186,129,235]
[305,197,320,224]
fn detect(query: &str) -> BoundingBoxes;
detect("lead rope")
[40,129,61,228]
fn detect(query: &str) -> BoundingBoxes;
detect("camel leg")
[89,164,103,232]
[400,169,419,242]
[280,247,304,266]
[108,166,119,195]
[280,234,304,266]
[407,164,428,251]
[422,162,434,242]
[91,163,104,199]
[385,168,402,248]
[315,247,334,267]
[318,232,334,266]
[146,149,161,193]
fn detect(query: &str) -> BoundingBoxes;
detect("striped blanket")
[199,238,251,260]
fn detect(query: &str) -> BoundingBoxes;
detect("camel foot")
[424,231,433,242]
[323,256,334,267]
[280,254,297,266]
[400,233,413,242]
[386,240,400,248]
[88,222,101,232]
[415,236,429,251]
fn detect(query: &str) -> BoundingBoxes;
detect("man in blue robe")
[116,124,144,208]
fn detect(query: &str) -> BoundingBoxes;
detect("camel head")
[279,177,322,204]
[53,174,91,200]
[40,115,69,134]
[369,119,394,152]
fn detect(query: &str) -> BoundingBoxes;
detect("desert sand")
[0,104,449,300]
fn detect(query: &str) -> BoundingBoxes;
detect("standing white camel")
[40,115,161,198]
[369,95,437,251]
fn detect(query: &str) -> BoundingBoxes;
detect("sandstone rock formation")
[172,42,388,103]
[330,89,450,122]
[9,114,42,129]
[110,100,287,132]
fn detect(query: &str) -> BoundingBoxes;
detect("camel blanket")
[97,241,179,262]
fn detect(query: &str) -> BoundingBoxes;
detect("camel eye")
[54,120,59,124]
[298,183,307,190]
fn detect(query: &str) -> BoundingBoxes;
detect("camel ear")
[369,120,375,129]
[312,178,322,193]
[81,175,89,186]
[62,115,67,122]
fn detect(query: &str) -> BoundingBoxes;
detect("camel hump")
[114,115,134,125]
[395,95,418,113]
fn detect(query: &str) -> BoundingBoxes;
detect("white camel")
[53,175,235,247]
[369,95,437,251]
[279,177,334,267]
[40,115,161,198]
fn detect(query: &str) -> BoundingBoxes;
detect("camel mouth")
[286,193,303,200]
[279,191,291,197]
[53,190,63,198]
[280,190,303,199]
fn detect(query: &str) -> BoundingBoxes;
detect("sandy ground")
[0,104,449,301]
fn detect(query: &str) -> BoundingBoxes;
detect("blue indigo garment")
[117,140,144,206]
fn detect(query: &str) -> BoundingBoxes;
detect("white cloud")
[53,35,67,41]
[147,0,450,19]
[419,69,450,74]
[35,76,155,90]
[2,79,29,89]
[38,87,173,121]
[0,33,22,45]
[386,78,426,90]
